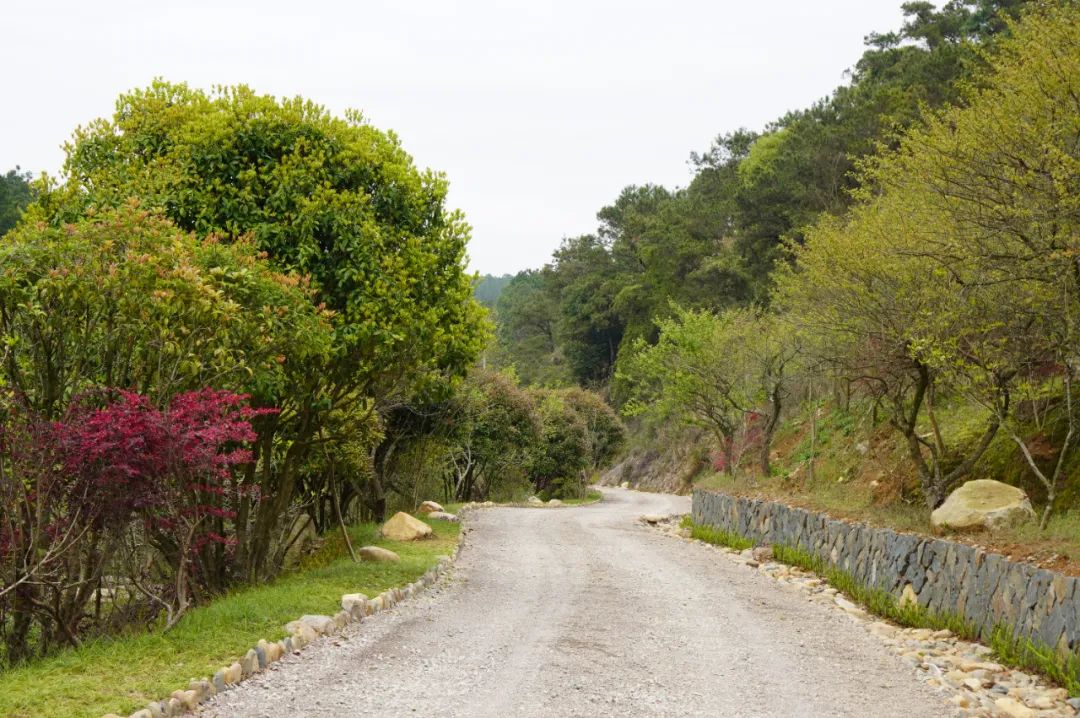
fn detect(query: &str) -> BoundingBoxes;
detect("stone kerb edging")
[692,489,1080,663]
[101,542,462,718]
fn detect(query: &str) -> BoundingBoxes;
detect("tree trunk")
[723,440,735,479]
[760,386,782,477]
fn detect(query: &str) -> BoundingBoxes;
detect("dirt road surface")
[201,488,949,717]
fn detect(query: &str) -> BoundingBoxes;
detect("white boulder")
[931,480,1035,532]
[380,512,433,541]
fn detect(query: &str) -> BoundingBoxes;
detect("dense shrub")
[442,370,541,501]
[0,205,331,416]
[527,388,625,499]
[0,389,264,663]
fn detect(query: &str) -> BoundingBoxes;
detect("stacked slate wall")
[692,489,1080,655]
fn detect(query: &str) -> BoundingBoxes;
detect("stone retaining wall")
[692,489,1080,656]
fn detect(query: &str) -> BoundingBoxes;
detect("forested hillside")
[494,0,1030,388]
[0,168,32,236]
[491,0,1080,549]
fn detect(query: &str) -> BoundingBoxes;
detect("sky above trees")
[3,0,904,274]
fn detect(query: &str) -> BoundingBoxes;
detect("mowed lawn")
[0,518,459,718]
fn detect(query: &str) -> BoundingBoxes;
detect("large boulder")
[380,512,433,541]
[418,500,445,514]
[931,480,1035,532]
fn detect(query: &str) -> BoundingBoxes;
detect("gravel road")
[201,488,951,717]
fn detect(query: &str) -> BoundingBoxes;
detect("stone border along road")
[199,487,959,717]
[646,515,1078,718]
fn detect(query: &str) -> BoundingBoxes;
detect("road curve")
[201,488,949,717]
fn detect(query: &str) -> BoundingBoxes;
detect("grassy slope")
[0,519,459,718]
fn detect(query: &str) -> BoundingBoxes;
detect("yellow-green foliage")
[773,3,1080,511]
[0,205,332,410]
[47,79,489,402]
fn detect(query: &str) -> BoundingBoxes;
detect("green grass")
[771,543,978,638]
[687,521,754,551]
[0,519,460,718]
[561,489,603,506]
[991,627,1080,697]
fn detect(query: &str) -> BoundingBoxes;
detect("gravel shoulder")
[200,488,950,717]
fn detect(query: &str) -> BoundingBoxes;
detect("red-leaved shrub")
[63,390,263,536]
[0,389,271,655]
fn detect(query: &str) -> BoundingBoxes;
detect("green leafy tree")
[775,200,1012,509]
[548,235,625,386]
[620,306,795,477]
[38,81,486,575]
[527,389,591,498]
[525,386,624,498]
[621,307,744,475]
[558,386,626,473]
[0,204,330,417]
[493,269,571,386]
[847,2,1079,521]
[0,168,32,236]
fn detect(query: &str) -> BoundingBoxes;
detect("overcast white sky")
[3,0,906,275]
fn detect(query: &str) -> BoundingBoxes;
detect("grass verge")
[683,517,754,551]
[562,489,603,506]
[0,519,460,718]
[771,543,978,638]
[991,627,1080,697]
